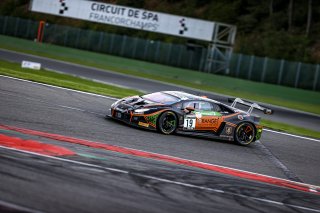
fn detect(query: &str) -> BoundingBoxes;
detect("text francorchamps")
[90,3,159,31]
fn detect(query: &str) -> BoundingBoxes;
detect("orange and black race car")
[108,91,273,145]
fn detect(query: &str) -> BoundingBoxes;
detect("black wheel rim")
[161,113,176,133]
[236,124,254,144]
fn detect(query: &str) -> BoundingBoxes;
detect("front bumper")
[110,107,157,130]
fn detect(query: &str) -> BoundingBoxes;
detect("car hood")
[116,96,164,110]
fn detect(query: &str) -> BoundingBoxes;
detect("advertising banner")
[30,0,215,41]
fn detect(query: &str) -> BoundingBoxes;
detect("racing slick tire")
[157,111,178,135]
[234,122,256,146]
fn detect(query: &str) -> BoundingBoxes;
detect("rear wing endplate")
[228,98,273,115]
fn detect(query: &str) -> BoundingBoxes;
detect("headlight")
[134,108,150,114]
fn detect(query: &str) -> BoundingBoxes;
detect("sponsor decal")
[138,122,149,128]
[238,115,243,120]
[201,118,218,125]
[226,127,232,135]
[195,111,221,116]
[145,113,160,128]
[225,122,236,127]
[21,61,41,70]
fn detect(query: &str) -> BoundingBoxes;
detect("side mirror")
[185,106,195,112]
[263,108,273,115]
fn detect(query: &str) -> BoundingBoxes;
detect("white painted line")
[1,75,319,143]
[1,145,319,212]
[264,129,320,143]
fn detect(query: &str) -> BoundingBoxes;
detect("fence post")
[166,43,172,65]
[26,19,31,39]
[14,17,20,37]
[277,59,285,85]
[2,16,8,34]
[64,27,69,46]
[248,55,255,80]
[260,57,268,82]
[132,37,138,58]
[97,31,103,52]
[199,48,206,71]
[96,32,103,52]
[86,30,92,50]
[177,45,183,67]
[75,28,81,48]
[235,54,242,77]
[294,62,302,88]
[154,41,160,63]
[51,24,58,44]
[143,40,149,60]
[37,21,46,43]
[109,33,115,54]
[188,51,194,69]
[120,35,127,56]
[205,49,212,73]
[313,64,319,91]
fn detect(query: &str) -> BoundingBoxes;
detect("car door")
[183,101,223,132]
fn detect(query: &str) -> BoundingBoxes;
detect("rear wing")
[228,98,273,115]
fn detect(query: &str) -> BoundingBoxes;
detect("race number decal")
[184,118,196,129]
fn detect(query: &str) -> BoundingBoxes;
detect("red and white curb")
[0,124,319,195]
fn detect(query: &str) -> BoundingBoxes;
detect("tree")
[306,0,312,36]
[269,0,273,17]
[288,0,293,31]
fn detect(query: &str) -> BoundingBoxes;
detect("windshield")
[142,92,179,104]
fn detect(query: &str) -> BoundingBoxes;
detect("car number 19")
[183,118,196,129]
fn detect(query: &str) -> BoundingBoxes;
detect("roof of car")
[163,91,220,103]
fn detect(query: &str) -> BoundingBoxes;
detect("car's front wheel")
[157,111,177,135]
[234,122,256,145]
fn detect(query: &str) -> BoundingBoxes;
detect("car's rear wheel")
[157,111,177,135]
[234,122,256,145]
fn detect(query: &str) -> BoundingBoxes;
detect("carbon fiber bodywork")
[108,91,263,144]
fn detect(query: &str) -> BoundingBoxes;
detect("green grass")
[0,60,142,98]
[0,59,319,139]
[0,35,319,115]
[261,119,320,139]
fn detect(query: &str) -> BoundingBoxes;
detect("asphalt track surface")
[0,48,319,132]
[0,76,320,212]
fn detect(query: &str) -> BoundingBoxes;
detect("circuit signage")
[30,0,215,41]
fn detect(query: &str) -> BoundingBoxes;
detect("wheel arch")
[156,109,178,128]
[234,121,257,145]
[156,110,179,134]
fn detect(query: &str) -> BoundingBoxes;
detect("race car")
[108,91,273,145]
